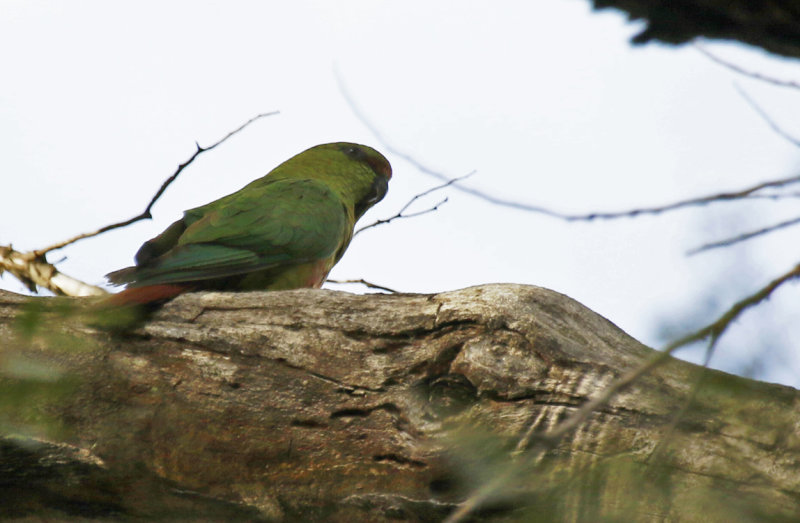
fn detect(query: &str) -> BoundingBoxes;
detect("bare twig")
[339,72,800,222]
[552,174,800,221]
[688,215,800,255]
[734,84,800,148]
[395,173,473,216]
[3,112,278,296]
[742,191,800,200]
[645,339,716,466]
[445,262,800,522]
[337,71,577,217]
[442,468,519,523]
[657,263,800,357]
[325,278,398,293]
[355,172,473,235]
[356,198,448,235]
[695,45,800,90]
[30,111,279,259]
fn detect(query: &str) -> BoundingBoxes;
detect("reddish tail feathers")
[104,284,189,307]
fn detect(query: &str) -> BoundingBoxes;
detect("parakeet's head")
[334,143,391,219]
[272,142,392,221]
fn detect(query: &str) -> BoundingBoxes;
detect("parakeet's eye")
[341,144,366,160]
[337,143,392,179]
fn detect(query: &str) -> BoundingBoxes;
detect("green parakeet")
[106,142,391,305]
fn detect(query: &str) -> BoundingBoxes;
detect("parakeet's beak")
[371,175,389,205]
[355,174,389,219]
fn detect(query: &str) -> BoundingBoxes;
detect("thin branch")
[355,172,474,235]
[443,170,800,222]
[688,215,800,255]
[734,84,800,148]
[645,339,716,466]
[442,467,519,523]
[396,172,473,215]
[324,278,398,293]
[553,174,800,221]
[445,261,800,522]
[30,111,279,259]
[338,71,800,222]
[336,70,576,217]
[2,112,278,296]
[353,198,447,236]
[356,198,448,235]
[695,45,800,90]
[742,191,800,200]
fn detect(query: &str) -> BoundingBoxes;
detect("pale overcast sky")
[2,1,799,386]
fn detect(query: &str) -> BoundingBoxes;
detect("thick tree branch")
[4,285,800,521]
[445,262,800,521]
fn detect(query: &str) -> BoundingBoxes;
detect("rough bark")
[1,284,799,521]
[590,0,800,59]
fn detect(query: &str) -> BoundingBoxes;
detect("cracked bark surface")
[2,284,800,521]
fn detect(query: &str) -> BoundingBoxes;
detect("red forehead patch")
[366,154,392,179]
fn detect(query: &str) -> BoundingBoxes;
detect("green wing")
[124,178,349,287]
